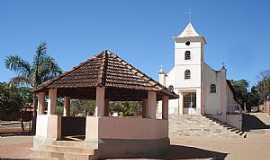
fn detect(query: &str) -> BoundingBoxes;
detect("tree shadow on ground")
[164,145,228,160]
[242,114,270,131]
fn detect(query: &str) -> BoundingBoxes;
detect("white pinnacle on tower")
[159,65,167,86]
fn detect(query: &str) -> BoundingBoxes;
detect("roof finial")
[159,65,165,74]
[221,62,226,70]
[185,9,192,23]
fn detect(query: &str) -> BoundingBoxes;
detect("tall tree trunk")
[31,94,37,135]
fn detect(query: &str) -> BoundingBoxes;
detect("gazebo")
[33,50,178,159]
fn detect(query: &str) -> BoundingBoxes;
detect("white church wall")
[226,83,241,113]
[219,69,228,121]
[227,85,235,106]
[168,99,179,115]
[202,63,222,115]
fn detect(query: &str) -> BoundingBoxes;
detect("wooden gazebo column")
[162,95,169,120]
[95,86,105,116]
[47,88,61,140]
[145,91,157,119]
[37,92,45,114]
[85,86,106,147]
[48,88,57,115]
[63,97,71,117]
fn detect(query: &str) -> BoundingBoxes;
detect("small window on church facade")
[185,51,191,60]
[168,85,174,92]
[184,70,191,79]
[210,84,216,93]
[185,41,191,46]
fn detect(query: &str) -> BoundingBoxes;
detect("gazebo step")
[43,144,95,155]
[51,140,86,147]
[31,149,95,160]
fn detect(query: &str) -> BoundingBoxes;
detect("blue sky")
[0,0,269,86]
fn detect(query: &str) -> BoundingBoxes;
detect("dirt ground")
[171,130,270,160]
[0,113,269,160]
[170,113,270,160]
[0,136,32,159]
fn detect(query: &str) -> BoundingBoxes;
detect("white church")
[158,22,241,122]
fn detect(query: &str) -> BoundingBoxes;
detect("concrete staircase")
[30,140,96,160]
[169,115,246,138]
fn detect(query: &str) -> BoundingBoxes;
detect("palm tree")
[5,42,62,134]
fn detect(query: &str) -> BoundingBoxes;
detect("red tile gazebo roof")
[35,50,178,100]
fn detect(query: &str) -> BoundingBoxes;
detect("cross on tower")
[185,9,192,22]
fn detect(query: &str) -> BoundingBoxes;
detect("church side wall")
[202,63,222,115]
[226,85,236,106]
[226,83,239,112]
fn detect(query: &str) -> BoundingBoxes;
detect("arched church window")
[185,51,191,60]
[185,41,191,46]
[184,70,191,79]
[210,84,216,93]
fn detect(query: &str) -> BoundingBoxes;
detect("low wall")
[85,116,169,158]
[206,113,243,130]
[35,114,61,140]
[98,117,168,140]
[226,113,242,130]
[36,114,49,138]
[85,117,168,141]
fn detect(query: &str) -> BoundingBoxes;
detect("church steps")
[169,115,246,138]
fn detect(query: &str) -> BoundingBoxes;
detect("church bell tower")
[172,22,207,115]
[174,22,206,88]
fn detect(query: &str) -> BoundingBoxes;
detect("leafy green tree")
[230,79,261,111]
[18,87,32,105]
[256,71,270,103]
[4,43,62,133]
[0,82,24,117]
[247,86,261,108]
[70,100,96,116]
[109,101,141,116]
[0,83,34,131]
[230,79,249,108]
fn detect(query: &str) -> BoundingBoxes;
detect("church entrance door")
[183,92,196,114]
